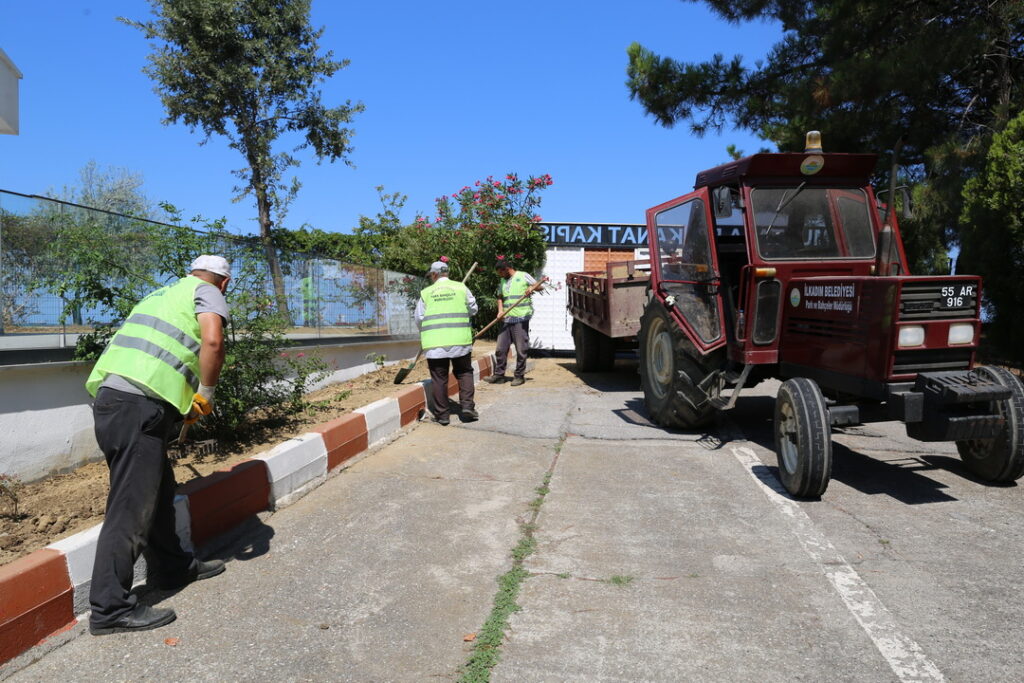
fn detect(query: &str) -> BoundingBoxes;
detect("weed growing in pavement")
[460,442,561,682]
[606,575,636,587]
[556,572,571,579]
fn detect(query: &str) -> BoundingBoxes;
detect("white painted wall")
[0,47,22,135]
[0,337,419,483]
[531,247,585,352]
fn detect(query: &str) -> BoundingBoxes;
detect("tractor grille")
[899,281,978,320]
[785,316,861,343]
[892,348,973,376]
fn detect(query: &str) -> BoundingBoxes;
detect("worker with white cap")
[415,260,479,425]
[83,255,232,635]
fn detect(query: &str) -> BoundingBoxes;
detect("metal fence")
[0,189,422,350]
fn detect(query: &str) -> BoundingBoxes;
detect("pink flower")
[515,253,523,259]
[532,215,543,222]
[474,180,481,187]
[297,353,305,358]
[280,352,289,358]
[439,255,449,262]
[496,254,505,260]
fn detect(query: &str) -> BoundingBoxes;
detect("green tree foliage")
[960,111,1024,363]
[121,0,363,321]
[271,186,409,265]
[626,1,1024,273]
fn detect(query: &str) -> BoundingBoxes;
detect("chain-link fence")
[0,189,422,349]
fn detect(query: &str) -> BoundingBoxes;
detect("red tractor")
[567,132,1024,497]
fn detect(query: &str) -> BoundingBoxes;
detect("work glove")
[184,384,216,425]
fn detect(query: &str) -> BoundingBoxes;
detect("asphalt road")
[9,358,1024,681]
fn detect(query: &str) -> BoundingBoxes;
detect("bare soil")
[0,343,508,565]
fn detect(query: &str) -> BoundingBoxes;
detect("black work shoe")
[152,558,226,590]
[90,605,176,636]
[483,375,508,384]
[434,416,450,426]
[460,408,479,422]
[510,377,525,386]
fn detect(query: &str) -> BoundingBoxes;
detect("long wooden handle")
[474,277,546,339]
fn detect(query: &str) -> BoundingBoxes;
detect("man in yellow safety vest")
[84,255,231,635]
[484,259,545,386]
[415,261,479,425]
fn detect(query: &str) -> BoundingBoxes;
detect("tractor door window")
[654,198,721,344]
[836,194,875,257]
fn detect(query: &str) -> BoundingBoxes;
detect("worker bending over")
[415,261,479,425]
[84,255,231,635]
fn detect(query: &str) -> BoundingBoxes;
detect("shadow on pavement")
[730,394,964,504]
[138,515,275,607]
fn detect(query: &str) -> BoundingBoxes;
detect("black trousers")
[427,354,475,420]
[89,388,194,626]
[495,319,530,378]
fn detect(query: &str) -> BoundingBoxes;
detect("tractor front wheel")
[956,366,1024,483]
[774,377,832,498]
[638,300,715,429]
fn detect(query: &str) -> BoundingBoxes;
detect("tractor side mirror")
[713,187,733,219]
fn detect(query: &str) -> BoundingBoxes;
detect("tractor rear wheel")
[638,300,715,429]
[956,366,1024,483]
[774,377,832,498]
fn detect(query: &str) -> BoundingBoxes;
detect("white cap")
[189,255,231,278]
[427,261,449,274]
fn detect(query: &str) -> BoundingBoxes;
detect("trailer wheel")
[956,366,1024,483]
[573,321,602,372]
[638,301,714,429]
[774,377,832,498]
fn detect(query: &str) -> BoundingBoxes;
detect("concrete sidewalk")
[11,361,1024,681]
[9,388,565,681]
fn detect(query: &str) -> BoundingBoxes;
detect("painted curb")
[0,549,73,665]
[0,349,499,669]
[355,397,402,448]
[395,384,427,426]
[179,459,271,548]
[254,433,328,509]
[312,413,368,470]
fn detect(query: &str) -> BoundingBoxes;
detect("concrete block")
[395,384,426,426]
[254,433,328,508]
[47,525,102,616]
[312,413,369,470]
[179,460,270,548]
[355,397,402,447]
[0,549,74,665]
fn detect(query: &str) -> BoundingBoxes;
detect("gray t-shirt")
[100,282,230,398]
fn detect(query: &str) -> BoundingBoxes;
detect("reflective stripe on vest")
[501,271,534,317]
[420,280,473,349]
[85,276,205,414]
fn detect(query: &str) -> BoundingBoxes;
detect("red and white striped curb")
[0,352,497,669]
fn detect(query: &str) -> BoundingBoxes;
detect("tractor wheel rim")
[648,319,673,399]
[778,399,798,473]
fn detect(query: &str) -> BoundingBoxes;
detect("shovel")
[394,261,477,384]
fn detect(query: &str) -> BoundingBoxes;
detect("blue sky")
[0,1,781,236]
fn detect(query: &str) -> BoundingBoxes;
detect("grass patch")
[605,574,635,586]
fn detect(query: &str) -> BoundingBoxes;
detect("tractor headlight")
[898,325,926,348]
[948,323,975,345]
